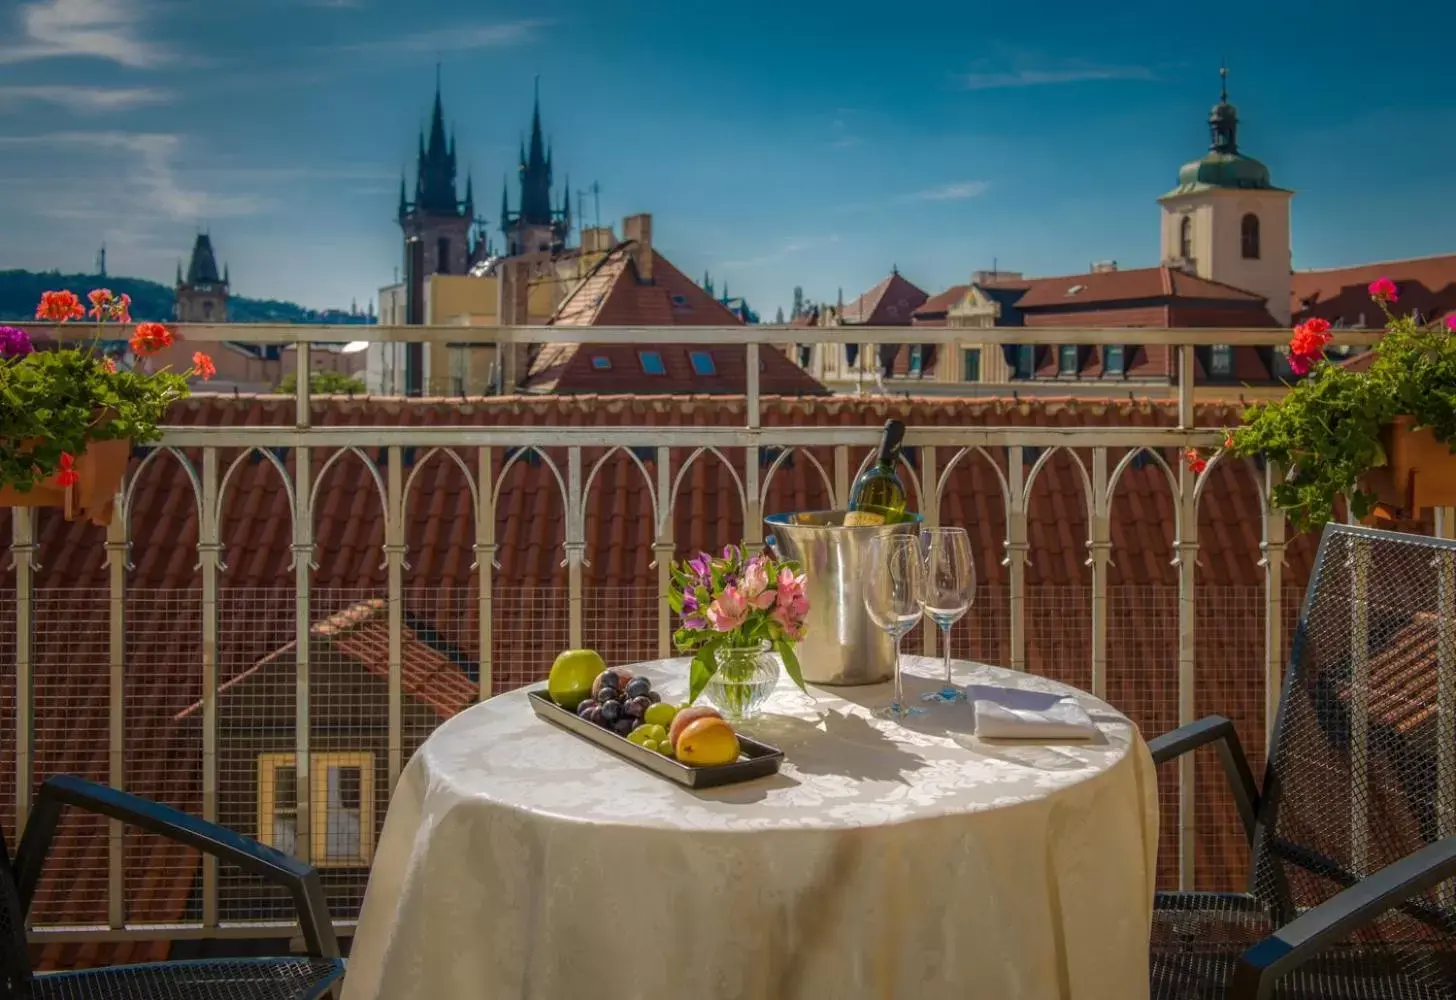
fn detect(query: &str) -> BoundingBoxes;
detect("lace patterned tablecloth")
[343,657,1158,1000]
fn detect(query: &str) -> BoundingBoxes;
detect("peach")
[668,705,721,747]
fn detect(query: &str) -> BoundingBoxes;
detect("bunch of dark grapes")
[577,670,661,736]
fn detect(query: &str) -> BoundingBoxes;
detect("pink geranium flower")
[1446,315,1456,333]
[1368,277,1398,304]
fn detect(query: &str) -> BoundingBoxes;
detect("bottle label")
[842,511,887,527]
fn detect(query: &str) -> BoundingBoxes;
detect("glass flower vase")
[704,643,780,722]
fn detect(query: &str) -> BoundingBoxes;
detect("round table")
[343,657,1158,1000]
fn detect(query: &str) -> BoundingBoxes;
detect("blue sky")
[0,0,1452,315]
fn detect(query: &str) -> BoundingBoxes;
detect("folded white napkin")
[967,684,1099,740]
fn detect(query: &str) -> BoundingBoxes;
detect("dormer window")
[1209,345,1234,378]
[591,356,612,371]
[908,345,924,376]
[1059,344,1079,375]
[639,351,666,375]
[689,351,716,376]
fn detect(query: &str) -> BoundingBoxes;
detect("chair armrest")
[1147,715,1260,843]
[15,775,340,960]
[1228,834,1456,1000]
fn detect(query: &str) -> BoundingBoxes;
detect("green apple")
[548,649,607,710]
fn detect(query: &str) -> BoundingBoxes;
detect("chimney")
[580,226,615,254]
[622,213,653,283]
[1091,260,1118,273]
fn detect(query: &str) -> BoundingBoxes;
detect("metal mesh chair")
[0,776,343,1000]
[1150,523,1456,999]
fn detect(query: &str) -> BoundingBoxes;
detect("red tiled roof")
[840,272,928,325]
[175,598,478,723]
[911,284,970,326]
[1293,254,1456,328]
[525,243,827,396]
[1013,266,1268,310]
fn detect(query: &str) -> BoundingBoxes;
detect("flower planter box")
[0,438,131,526]
[1361,417,1456,518]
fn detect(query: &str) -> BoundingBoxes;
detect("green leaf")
[688,645,718,704]
[776,640,806,693]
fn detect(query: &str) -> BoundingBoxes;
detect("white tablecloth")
[343,657,1158,1000]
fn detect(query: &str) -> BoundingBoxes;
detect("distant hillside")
[0,270,373,325]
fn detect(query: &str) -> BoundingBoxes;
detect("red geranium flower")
[192,351,216,380]
[111,293,132,324]
[36,290,85,322]
[130,322,174,356]
[101,357,117,374]
[87,288,113,319]
[55,452,78,488]
[1185,448,1207,475]
[1369,277,1398,304]
[1223,431,1236,450]
[1288,318,1333,375]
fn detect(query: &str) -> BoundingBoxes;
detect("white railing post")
[10,511,34,836]
[1005,446,1028,671]
[104,491,129,929]
[565,448,584,649]
[474,447,495,701]
[656,446,674,660]
[1087,448,1112,700]
[1175,456,1199,890]
[920,446,939,659]
[1260,461,1286,749]
[198,447,221,928]
[384,447,406,791]
[292,444,314,864]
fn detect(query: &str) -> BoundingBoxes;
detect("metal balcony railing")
[6,321,1433,948]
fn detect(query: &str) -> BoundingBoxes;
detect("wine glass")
[919,527,975,703]
[862,533,927,719]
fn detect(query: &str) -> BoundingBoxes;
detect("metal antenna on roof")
[1219,60,1228,103]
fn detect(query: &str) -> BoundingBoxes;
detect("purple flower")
[680,590,708,631]
[687,551,713,582]
[0,326,33,359]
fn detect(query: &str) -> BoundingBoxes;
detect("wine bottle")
[845,419,909,525]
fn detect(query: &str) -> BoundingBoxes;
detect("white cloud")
[720,234,840,269]
[0,0,169,68]
[0,132,270,220]
[960,61,1155,90]
[903,181,990,201]
[342,18,552,54]
[0,84,170,111]
[829,135,862,149]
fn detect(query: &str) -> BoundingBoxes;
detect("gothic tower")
[1158,67,1293,323]
[174,233,229,322]
[500,79,571,256]
[399,73,474,278]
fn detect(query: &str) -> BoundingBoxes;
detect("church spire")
[499,176,511,236]
[1208,63,1239,154]
[398,173,408,220]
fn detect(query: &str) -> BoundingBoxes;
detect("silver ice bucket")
[764,510,922,686]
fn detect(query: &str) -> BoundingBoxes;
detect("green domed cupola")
[1166,67,1281,195]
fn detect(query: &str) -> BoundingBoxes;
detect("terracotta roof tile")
[911,284,970,326]
[840,272,929,325]
[1294,254,1456,328]
[526,242,826,395]
[1014,266,1266,310]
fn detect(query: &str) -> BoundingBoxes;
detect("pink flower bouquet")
[668,544,810,702]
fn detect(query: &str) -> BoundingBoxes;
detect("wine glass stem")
[942,626,953,689]
[892,634,905,709]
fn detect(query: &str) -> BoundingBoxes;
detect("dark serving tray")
[527,689,785,789]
